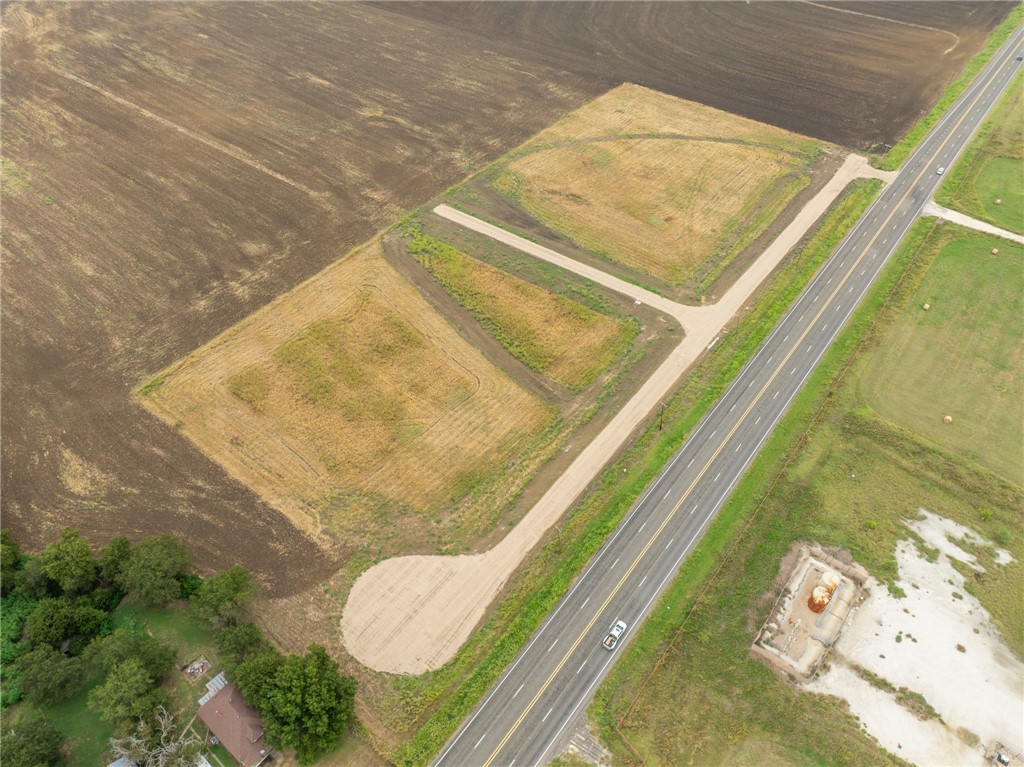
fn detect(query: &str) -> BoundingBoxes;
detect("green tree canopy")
[16,644,83,706]
[39,528,97,595]
[97,535,131,586]
[25,598,105,653]
[260,645,356,764]
[1,528,23,596]
[117,535,191,607]
[16,556,59,600]
[82,628,175,683]
[232,649,284,710]
[191,566,254,628]
[215,622,270,671]
[88,658,164,726]
[0,708,65,767]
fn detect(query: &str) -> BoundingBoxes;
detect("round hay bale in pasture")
[923,303,930,311]
[943,415,953,424]
[995,198,1002,205]
[992,248,1000,255]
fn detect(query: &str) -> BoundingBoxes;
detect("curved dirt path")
[342,153,892,674]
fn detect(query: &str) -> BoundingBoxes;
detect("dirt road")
[342,154,894,674]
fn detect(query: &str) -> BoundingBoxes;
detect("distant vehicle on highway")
[603,620,628,650]
[937,167,945,175]
[1016,54,1022,61]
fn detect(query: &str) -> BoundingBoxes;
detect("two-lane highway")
[435,24,1024,767]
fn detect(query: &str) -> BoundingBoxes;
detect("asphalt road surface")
[434,24,1024,767]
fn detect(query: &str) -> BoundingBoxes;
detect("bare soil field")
[1,0,1006,594]
[492,83,827,289]
[380,1,1013,151]
[142,240,554,548]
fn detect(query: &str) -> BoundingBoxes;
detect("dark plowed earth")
[0,1,1012,597]
[376,1,1012,149]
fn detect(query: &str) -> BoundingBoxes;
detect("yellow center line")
[481,44,1012,767]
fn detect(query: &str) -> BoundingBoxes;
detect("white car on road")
[602,620,628,650]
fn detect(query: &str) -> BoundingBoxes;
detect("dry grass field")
[493,84,826,288]
[142,241,553,546]
[405,233,636,391]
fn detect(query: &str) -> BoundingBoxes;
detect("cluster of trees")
[0,528,357,767]
[1,528,196,767]
[1,529,193,712]
[215,623,357,764]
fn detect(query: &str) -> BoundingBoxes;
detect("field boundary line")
[49,64,330,206]
[802,1,961,53]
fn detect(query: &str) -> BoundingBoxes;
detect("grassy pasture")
[491,83,825,289]
[592,219,1023,766]
[859,226,1023,485]
[404,229,637,391]
[141,240,554,548]
[936,70,1024,235]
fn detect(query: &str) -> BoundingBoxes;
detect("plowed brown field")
[1,0,1011,593]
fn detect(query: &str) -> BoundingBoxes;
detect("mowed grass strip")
[592,218,1023,767]
[936,70,1024,235]
[492,83,824,288]
[406,230,636,390]
[859,225,1023,485]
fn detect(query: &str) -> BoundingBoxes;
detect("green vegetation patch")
[936,71,1024,234]
[859,226,1023,484]
[405,226,637,390]
[592,218,1022,766]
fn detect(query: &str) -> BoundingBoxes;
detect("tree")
[16,556,58,600]
[39,528,97,595]
[191,566,254,628]
[88,658,164,725]
[232,649,284,709]
[98,535,131,586]
[16,644,82,706]
[1,528,23,596]
[215,622,270,671]
[24,598,105,652]
[0,708,65,767]
[83,628,174,683]
[118,535,191,607]
[109,706,203,767]
[260,645,356,763]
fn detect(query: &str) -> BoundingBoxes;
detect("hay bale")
[992,248,1000,255]
[995,198,1002,205]
[944,415,953,424]
[923,303,930,311]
